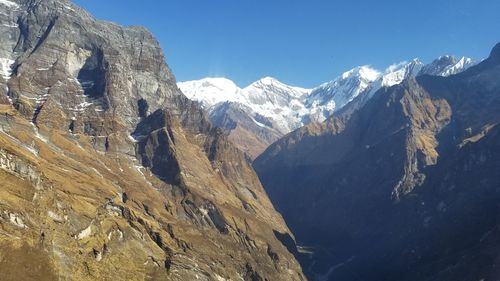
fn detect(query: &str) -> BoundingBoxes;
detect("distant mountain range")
[179,56,475,158]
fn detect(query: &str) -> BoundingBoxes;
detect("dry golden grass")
[0,107,302,280]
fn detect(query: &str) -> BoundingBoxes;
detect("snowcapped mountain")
[382,59,424,87]
[242,77,310,133]
[177,77,244,107]
[358,59,427,107]
[420,55,476,77]
[318,56,477,118]
[179,77,310,158]
[179,55,475,158]
[305,66,381,122]
[179,76,311,135]
[246,76,310,102]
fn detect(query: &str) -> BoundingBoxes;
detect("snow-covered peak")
[382,59,424,87]
[243,77,311,103]
[306,66,380,110]
[420,56,476,77]
[186,77,239,92]
[179,76,311,134]
[178,77,243,108]
[249,76,279,87]
[245,76,311,99]
[340,65,381,81]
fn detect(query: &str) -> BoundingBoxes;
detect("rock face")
[209,101,283,160]
[179,57,474,159]
[0,0,305,280]
[254,43,500,281]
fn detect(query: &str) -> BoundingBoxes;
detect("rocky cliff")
[0,0,305,280]
[255,43,500,281]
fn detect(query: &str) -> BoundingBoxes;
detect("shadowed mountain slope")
[255,43,500,281]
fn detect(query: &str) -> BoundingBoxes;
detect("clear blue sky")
[73,0,500,88]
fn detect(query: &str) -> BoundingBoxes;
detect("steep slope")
[0,0,305,280]
[254,43,500,281]
[180,57,473,159]
[209,101,283,160]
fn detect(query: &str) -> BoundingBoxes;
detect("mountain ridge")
[179,55,476,158]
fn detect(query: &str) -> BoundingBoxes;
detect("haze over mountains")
[179,56,475,158]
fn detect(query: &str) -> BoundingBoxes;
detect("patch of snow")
[106,204,122,216]
[8,212,26,228]
[1,23,18,28]
[5,87,12,103]
[0,58,15,80]
[128,135,139,143]
[76,224,92,240]
[80,101,93,107]
[25,142,39,157]
[69,101,93,112]
[214,274,229,281]
[48,211,65,223]
[199,207,209,217]
[35,93,49,105]
[251,117,267,128]
[0,0,19,8]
